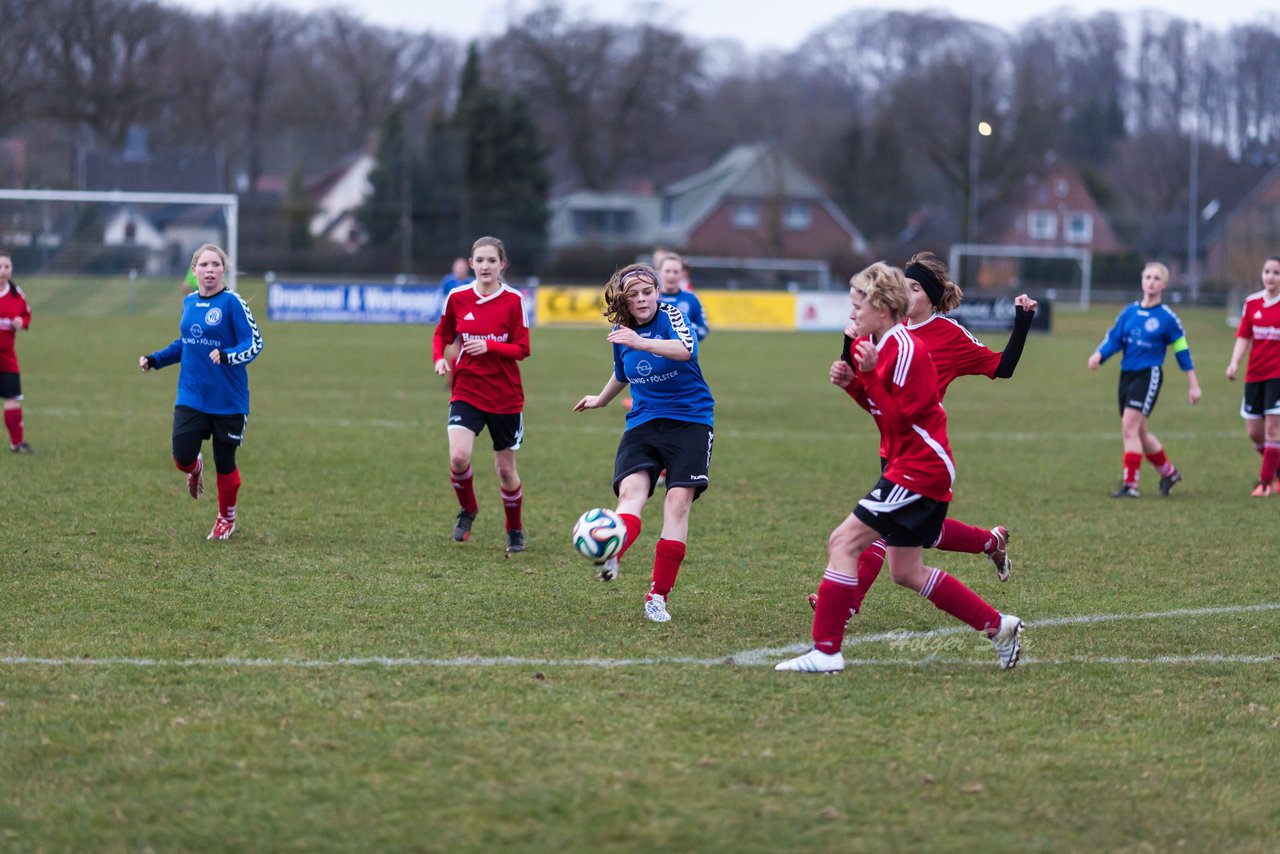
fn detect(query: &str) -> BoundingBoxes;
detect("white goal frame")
[949,243,1093,308]
[0,188,240,289]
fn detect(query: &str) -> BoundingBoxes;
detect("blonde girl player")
[808,251,1036,615]
[140,244,264,540]
[1088,262,1201,497]
[1226,255,1280,496]
[432,236,531,552]
[777,263,1023,673]
[573,264,715,624]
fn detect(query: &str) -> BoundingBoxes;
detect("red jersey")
[907,313,1001,396]
[844,324,956,501]
[0,282,31,373]
[1237,289,1280,382]
[432,283,530,414]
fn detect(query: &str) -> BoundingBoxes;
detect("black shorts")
[852,476,949,548]
[448,400,524,451]
[613,418,714,500]
[1241,378,1280,419]
[1118,367,1163,417]
[0,372,20,400]
[173,406,248,446]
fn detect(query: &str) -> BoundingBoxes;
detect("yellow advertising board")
[536,285,798,331]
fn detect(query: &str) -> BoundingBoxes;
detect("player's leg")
[2,374,31,452]
[933,518,1012,581]
[171,408,207,499]
[1259,407,1280,496]
[807,539,887,612]
[491,412,525,552]
[642,486,693,622]
[447,402,482,540]
[208,435,240,541]
[1116,407,1146,496]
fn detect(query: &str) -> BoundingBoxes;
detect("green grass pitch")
[2,278,1277,851]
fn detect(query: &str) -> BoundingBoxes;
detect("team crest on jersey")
[205,307,222,325]
[1144,318,1160,332]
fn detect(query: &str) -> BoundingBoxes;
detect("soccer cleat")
[1110,484,1139,498]
[1251,482,1272,498]
[9,441,34,454]
[505,528,525,553]
[187,453,204,499]
[774,648,844,673]
[207,516,236,541]
[1158,470,1182,496]
[595,555,619,582]
[807,592,818,611]
[990,614,1024,670]
[987,526,1012,582]
[452,509,476,541]
[644,593,672,623]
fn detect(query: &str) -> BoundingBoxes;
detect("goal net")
[948,243,1093,307]
[0,189,239,314]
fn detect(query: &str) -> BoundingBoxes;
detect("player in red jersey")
[808,251,1036,613]
[1226,255,1280,496]
[777,263,1023,673]
[432,236,532,552]
[0,251,34,454]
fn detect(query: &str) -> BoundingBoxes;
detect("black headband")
[904,262,945,307]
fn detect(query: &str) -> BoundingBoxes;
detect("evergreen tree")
[358,107,409,249]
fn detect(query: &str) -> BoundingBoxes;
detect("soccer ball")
[572,507,625,562]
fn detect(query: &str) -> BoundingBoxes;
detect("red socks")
[217,469,241,521]
[616,513,642,559]
[173,456,200,474]
[812,569,860,653]
[1262,442,1280,486]
[920,569,1001,634]
[852,541,886,612]
[934,519,996,554]
[649,538,686,599]
[450,466,478,514]
[1145,449,1176,477]
[1122,452,1142,487]
[4,407,23,446]
[501,483,523,531]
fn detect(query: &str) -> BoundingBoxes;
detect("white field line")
[2,603,1276,670]
[32,407,1239,443]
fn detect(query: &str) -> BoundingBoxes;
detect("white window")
[731,201,760,229]
[1028,210,1057,240]
[783,201,812,230]
[1065,211,1093,243]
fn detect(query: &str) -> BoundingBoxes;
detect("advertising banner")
[268,282,538,326]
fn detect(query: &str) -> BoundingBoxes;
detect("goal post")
[949,243,1093,308]
[0,188,240,289]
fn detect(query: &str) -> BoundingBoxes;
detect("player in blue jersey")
[573,263,715,623]
[139,244,264,540]
[657,253,708,341]
[1088,262,1201,497]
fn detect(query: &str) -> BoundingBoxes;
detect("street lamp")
[966,118,992,245]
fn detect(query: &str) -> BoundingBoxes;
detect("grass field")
[2,278,1277,851]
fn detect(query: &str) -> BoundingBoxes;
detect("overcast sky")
[169,0,1276,50]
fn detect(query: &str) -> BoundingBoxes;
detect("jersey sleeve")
[151,337,183,369]
[687,294,708,341]
[861,336,939,428]
[1095,308,1126,362]
[432,292,458,362]
[612,338,628,384]
[223,294,264,366]
[1236,299,1255,340]
[949,324,1002,379]
[1165,310,1194,372]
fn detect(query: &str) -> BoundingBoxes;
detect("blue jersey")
[150,288,264,414]
[1096,301,1194,372]
[613,303,714,429]
[658,289,708,341]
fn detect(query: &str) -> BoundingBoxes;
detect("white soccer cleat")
[987,526,1012,582]
[595,555,619,582]
[644,593,671,622]
[187,453,204,500]
[207,516,236,541]
[990,614,1024,670]
[774,648,844,673]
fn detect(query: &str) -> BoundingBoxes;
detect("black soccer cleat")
[505,528,525,553]
[9,442,34,454]
[1110,484,1139,498]
[1158,471,1182,496]
[452,509,477,542]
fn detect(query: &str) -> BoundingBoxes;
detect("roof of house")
[660,143,865,247]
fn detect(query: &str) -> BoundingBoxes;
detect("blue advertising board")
[267,282,538,326]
